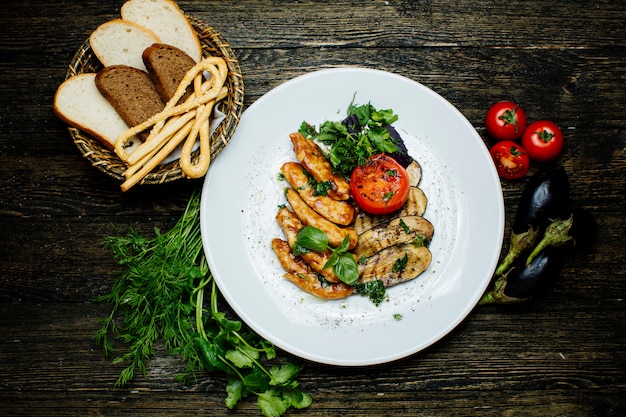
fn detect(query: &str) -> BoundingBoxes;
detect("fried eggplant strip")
[271,238,352,299]
[289,132,351,201]
[285,187,358,249]
[276,206,341,283]
[281,162,356,226]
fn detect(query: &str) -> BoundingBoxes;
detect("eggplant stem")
[494,227,539,276]
[525,214,574,266]
[479,274,524,305]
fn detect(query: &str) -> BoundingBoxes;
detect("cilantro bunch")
[95,191,311,416]
[299,100,408,178]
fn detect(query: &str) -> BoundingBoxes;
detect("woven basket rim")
[64,16,244,185]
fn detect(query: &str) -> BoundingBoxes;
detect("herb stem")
[96,190,311,416]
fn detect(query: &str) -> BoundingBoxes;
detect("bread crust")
[143,43,197,103]
[121,0,202,63]
[95,65,165,131]
[54,73,131,150]
[89,19,160,72]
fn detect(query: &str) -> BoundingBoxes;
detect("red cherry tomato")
[521,120,564,162]
[350,153,410,215]
[489,141,530,180]
[485,101,528,141]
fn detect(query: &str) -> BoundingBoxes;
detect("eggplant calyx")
[525,214,574,266]
[494,227,540,277]
[478,273,528,305]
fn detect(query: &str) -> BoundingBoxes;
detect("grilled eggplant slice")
[354,215,434,258]
[354,187,428,235]
[359,244,432,287]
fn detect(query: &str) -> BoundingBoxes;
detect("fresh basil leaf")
[323,251,339,269]
[335,234,351,253]
[333,253,359,285]
[296,226,328,252]
[292,242,310,257]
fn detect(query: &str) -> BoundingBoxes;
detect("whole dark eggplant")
[494,167,571,276]
[480,207,596,304]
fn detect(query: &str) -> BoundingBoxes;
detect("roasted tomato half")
[489,141,530,180]
[350,153,410,215]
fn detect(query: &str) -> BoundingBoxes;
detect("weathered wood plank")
[1,0,625,416]
[1,302,624,415]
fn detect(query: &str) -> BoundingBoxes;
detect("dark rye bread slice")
[95,65,165,132]
[142,43,197,104]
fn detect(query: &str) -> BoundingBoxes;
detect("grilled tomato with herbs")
[350,153,410,215]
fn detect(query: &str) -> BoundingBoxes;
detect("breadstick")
[120,119,194,192]
[115,57,227,161]
[123,118,194,179]
[122,74,214,165]
[126,109,197,166]
[179,86,228,178]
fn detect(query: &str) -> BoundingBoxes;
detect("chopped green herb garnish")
[413,235,430,247]
[355,280,387,306]
[383,191,395,202]
[300,98,402,177]
[399,218,411,234]
[313,180,333,196]
[392,253,409,273]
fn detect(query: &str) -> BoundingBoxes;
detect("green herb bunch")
[94,191,311,417]
[299,100,401,177]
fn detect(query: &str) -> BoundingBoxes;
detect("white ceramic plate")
[200,68,504,366]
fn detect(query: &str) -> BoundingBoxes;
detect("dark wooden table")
[1,1,625,416]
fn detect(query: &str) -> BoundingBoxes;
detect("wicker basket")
[65,17,245,184]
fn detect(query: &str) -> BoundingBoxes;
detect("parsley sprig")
[94,191,311,416]
[299,100,404,177]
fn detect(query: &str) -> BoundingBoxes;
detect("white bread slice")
[121,0,202,63]
[54,73,141,154]
[89,19,160,72]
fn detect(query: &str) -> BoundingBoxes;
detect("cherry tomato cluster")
[485,101,564,180]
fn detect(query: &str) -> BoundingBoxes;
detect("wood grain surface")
[1,0,625,416]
